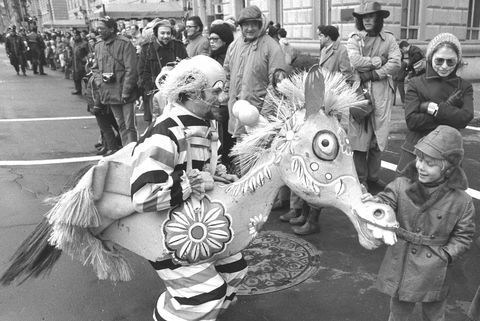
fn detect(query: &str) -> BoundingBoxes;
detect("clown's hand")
[215,164,238,182]
[187,169,215,199]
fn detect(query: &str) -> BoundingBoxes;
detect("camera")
[102,72,115,83]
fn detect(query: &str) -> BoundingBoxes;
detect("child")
[363,125,475,321]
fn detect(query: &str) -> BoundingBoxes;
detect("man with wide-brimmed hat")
[346,1,401,192]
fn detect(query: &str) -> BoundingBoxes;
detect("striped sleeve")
[130,130,192,213]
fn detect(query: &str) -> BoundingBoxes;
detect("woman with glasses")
[396,33,473,172]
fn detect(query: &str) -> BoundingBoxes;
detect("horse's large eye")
[312,130,339,161]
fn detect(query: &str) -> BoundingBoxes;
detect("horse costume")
[1,59,399,320]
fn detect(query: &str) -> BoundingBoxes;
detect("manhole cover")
[237,230,321,295]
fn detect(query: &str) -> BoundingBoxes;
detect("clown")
[130,55,245,321]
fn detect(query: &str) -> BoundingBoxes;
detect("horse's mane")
[230,68,367,174]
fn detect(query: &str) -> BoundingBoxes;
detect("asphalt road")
[0,46,480,321]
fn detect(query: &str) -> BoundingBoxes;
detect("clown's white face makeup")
[432,46,458,77]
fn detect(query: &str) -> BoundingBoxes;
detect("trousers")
[152,252,247,321]
[109,102,137,145]
[388,296,447,321]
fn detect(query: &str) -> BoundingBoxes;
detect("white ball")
[238,105,259,126]
[232,99,250,118]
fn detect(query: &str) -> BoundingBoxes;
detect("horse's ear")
[304,65,325,120]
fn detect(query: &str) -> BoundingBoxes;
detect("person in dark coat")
[209,22,233,66]
[399,40,425,77]
[396,33,474,173]
[26,26,47,75]
[72,30,89,95]
[5,26,27,76]
[209,22,234,167]
[137,19,188,124]
[364,125,475,321]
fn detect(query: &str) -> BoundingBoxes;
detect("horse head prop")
[0,67,398,286]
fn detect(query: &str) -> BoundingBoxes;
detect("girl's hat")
[415,125,464,166]
[209,23,234,46]
[426,33,462,62]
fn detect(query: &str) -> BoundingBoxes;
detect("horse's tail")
[1,164,132,286]
[0,219,61,286]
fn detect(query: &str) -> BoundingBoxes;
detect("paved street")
[0,46,480,321]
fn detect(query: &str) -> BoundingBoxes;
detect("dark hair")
[100,16,118,33]
[317,25,339,41]
[354,14,384,34]
[399,40,409,49]
[278,28,287,38]
[268,25,279,39]
[187,16,203,32]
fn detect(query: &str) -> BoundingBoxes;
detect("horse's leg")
[151,261,228,320]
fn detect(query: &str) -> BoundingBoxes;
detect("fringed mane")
[231,68,367,175]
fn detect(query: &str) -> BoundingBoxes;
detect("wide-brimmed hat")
[353,2,390,19]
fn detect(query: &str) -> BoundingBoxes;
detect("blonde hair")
[414,150,450,172]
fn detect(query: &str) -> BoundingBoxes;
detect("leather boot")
[279,208,301,222]
[289,213,307,225]
[292,221,318,235]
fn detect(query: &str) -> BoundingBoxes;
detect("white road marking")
[0,156,101,166]
[0,114,143,122]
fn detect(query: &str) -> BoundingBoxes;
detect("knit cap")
[415,125,464,166]
[238,5,263,25]
[426,33,462,62]
[210,23,234,46]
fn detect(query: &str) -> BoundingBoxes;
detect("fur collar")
[400,161,468,208]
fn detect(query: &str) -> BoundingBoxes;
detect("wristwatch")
[427,103,439,117]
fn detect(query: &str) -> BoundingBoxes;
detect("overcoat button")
[437,215,442,219]
[430,234,435,239]
[411,249,417,254]
[426,252,432,258]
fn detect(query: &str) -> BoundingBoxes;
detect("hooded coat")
[346,30,401,151]
[374,162,475,302]
[223,8,287,137]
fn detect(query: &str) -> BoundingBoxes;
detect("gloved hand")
[359,71,380,83]
[188,169,215,199]
[380,54,388,65]
[445,89,464,107]
[419,101,430,113]
[350,104,373,122]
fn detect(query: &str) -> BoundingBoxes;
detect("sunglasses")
[433,57,457,67]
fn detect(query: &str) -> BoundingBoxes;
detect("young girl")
[363,125,475,321]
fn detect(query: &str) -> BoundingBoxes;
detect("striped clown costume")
[130,56,247,321]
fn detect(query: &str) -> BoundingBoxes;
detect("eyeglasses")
[209,36,220,42]
[433,57,457,67]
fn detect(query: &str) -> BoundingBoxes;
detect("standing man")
[72,30,89,95]
[185,16,210,57]
[5,26,27,76]
[346,1,401,192]
[94,16,139,146]
[223,5,287,138]
[26,27,47,75]
[138,19,188,123]
[318,25,352,78]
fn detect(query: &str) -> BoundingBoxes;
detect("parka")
[346,30,401,151]
[137,38,187,93]
[223,17,287,137]
[185,32,210,57]
[397,65,474,171]
[375,162,475,302]
[94,35,138,105]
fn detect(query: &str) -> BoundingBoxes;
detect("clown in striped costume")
[130,55,246,321]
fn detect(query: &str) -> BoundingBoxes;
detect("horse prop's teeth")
[335,179,345,196]
[265,167,272,179]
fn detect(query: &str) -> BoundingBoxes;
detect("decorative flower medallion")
[248,214,267,238]
[163,196,233,264]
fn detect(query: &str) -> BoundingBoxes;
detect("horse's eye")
[312,130,339,161]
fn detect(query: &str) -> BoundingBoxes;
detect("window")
[400,0,420,39]
[467,0,480,40]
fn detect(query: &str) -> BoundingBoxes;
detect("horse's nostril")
[373,209,384,219]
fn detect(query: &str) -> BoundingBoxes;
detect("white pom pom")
[233,100,259,126]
